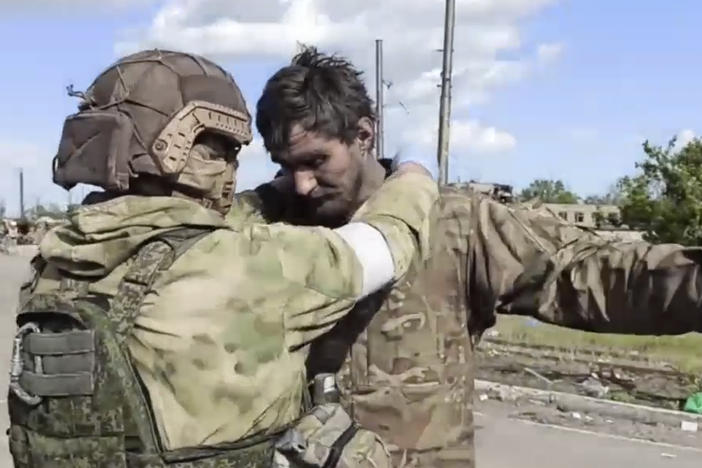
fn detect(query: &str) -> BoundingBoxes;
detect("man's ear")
[356,116,375,156]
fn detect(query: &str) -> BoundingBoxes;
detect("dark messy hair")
[256,45,374,152]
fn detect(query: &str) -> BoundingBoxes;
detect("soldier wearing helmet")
[7,50,437,467]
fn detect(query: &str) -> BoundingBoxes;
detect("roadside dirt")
[476,338,701,411]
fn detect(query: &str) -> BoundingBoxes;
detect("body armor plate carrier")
[7,228,276,468]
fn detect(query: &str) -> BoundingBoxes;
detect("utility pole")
[437,0,456,185]
[375,39,384,160]
[19,169,25,219]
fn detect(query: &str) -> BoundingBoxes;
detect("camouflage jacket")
[230,182,702,467]
[26,171,437,451]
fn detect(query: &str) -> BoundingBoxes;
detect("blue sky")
[0,0,700,217]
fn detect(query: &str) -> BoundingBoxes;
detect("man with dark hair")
[231,46,702,467]
[7,49,437,467]
[248,48,385,228]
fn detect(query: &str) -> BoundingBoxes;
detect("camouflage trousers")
[343,380,476,468]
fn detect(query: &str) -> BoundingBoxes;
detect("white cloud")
[401,111,516,155]
[536,42,565,64]
[0,0,149,6]
[451,120,517,152]
[115,0,561,177]
[674,128,696,150]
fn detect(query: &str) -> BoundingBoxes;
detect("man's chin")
[304,200,351,227]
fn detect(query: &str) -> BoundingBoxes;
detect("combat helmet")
[52,49,252,212]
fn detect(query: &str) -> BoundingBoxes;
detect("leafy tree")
[583,186,622,206]
[617,136,702,245]
[519,179,579,204]
[592,210,622,229]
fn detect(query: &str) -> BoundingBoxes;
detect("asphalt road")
[474,405,702,468]
[0,253,700,467]
[0,253,31,467]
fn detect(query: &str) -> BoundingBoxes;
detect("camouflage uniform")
[14,169,436,447]
[232,183,702,467]
[7,48,439,467]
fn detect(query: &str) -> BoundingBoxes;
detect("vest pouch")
[274,403,391,468]
[7,301,134,468]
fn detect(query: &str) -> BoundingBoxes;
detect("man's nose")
[293,170,318,196]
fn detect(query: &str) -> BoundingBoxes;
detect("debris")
[494,386,513,402]
[527,398,547,406]
[486,330,500,338]
[680,421,698,432]
[571,412,582,420]
[683,392,702,415]
[661,453,677,459]
[524,367,553,386]
[479,394,489,402]
[579,376,610,398]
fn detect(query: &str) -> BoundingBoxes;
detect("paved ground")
[0,253,700,467]
[0,254,31,467]
[474,402,702,468]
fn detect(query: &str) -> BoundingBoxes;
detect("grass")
[491,316,702,375]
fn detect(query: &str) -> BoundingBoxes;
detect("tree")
[519,179,579,204]
[617,136,702,245]
[583,185,622,206]
[0,199,5,219]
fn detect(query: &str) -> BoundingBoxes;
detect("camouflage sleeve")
[444,189,702,335]
[258,171,438,348]
[226,183,288,228]
[352,171,436,272]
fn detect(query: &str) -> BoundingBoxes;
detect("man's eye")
[310,157,325,168]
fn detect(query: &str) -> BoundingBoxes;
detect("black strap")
[323,423,360,468]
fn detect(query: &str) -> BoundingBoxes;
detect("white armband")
[334,222,395,298]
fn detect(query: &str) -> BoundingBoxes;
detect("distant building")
[541,203,644,241]
[452,181,645,242]
[542,203,620,228]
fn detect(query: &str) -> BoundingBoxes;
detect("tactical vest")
[7,228,276,468]
[306,189,479,467]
